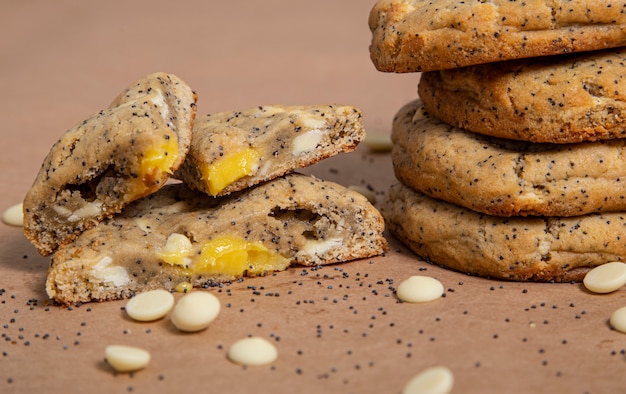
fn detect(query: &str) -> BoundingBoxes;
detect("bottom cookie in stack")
[381,99,626,282]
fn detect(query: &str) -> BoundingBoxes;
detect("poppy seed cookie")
[419,48,626,143]
[369,0,626,72]
[174,104,364,196]
[392,99,626,217]
[46,173,388,305]
[23,72,197,256]
[382,181,626,282]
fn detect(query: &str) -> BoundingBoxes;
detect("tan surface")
[1,1,625,393]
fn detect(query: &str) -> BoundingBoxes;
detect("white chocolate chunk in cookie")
[156,233,194,267]
[301,237,344,257]
[66,201,103,223]
[292,129,324,154]
[91,256,130,287]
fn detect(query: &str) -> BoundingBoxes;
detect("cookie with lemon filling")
[46,173,388,304]
[175,104,364,196]
[23,72,197,256]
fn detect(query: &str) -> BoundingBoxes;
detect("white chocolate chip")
[348,185,377,204]
[363,132,392,152]
[125,289,175,322]
[537,239,551,256]
[171,291,220,332]
[609,306,626,334]
[583,262,626,294]
[104,345,151,373]
[396,276,444,303]
[299,117,326,130]
[2,203,23,227]
[403,366,454,394]
[610,306,626,334]
[301,237,343,257]
[292,129,324,154]
[90,256,130,287]
[67,201,103,222]
[227,336,278,366]
[52,205,72,217]
[158,233,194,266]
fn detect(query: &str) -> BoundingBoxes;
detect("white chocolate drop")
[104,345,150,373]
[403,366,454,394]
[363,132,392,152]
[227,336,278,366]
[610,306,626,334]
[125,289,174,322]
[583,262,626,294]
[171,291,220,332]
[397,276,444,303]
[2,203,23,227]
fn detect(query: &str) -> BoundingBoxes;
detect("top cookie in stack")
[369,0,626,282]
[369,0,626,73]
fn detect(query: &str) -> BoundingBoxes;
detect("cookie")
[23,72,197,256]
[175,104,364,196]
[419,48,626,143]
[392,99,626,217]
[382,181,626,282]
[46,173,388,305]
[369,0,626,72]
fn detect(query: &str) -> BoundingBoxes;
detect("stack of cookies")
[369,0,626,282]
[23,72,388,304]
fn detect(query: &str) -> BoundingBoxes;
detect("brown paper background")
[1,1,625,393]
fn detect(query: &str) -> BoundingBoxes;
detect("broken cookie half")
[46,173,387,305]
[174,104,365,196]
[23,72,197,256]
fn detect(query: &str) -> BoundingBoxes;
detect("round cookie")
[369,0,626,72]
[419,48,626,143]
[392,99,626,217]
[23,72,197,256]
[382,181,626,282]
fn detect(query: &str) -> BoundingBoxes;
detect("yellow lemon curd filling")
[157,234,291,278]
[136,133,179,190]
[201,147,261,196]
